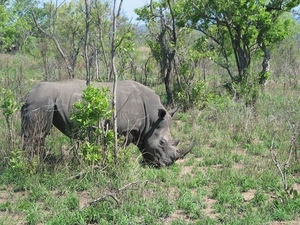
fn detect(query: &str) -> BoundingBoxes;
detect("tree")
[0,3,11,52]
[175,0,300,92]
[0,0,37,53]
[136,0,178,105]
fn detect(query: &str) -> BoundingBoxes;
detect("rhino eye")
[159,139,167,146]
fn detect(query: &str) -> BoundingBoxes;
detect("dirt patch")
[270,220,300,225]
[166,187,180,201]
[292,183,300,193]
[203,197,219,219]
[241,189,256,201]
[163,209,193,224]
[212,164,223,169]
[0,190,12,204]
[0,189,27,204]
[233,148,248,156]
[77,191,92,209]
[180,165,194,176]
[178,157,206,177]
[233,163,245,170]
[0,212,25,225]
[176,158,188,165]
[176,157,203,165]
[0,189,27,225]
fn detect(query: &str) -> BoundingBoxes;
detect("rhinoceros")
[21,79,194,167]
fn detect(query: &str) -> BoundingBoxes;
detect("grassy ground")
[0,54,300,224]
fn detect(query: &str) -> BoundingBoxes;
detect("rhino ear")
[158,109,167,119]
[168,108,178,117]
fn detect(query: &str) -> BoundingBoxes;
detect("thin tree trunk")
[85,0,91,85]
[111,0,124,164]
[95,48,100,80]
[95,1,110,80]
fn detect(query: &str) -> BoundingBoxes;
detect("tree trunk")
[164,51,175,104]
[259,42,270,86]
[111,0,123,164]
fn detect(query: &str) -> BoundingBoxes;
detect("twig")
[118,180,149,192]
[270,137,287,190]
[81,193,120,210]
[270,124,297,192]
[285,122,297,170]
[66,165,102,181]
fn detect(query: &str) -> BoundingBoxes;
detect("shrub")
[175,81,209,110]
[71,85,114,166]
[0,87,19,150]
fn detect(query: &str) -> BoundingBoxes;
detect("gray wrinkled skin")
[21,79,193,166]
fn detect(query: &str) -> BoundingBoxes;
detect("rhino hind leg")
[21,104,54,160]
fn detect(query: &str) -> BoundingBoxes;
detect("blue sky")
[120,0,148,22]
[53,0,147,23]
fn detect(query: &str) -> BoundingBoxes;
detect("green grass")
[1,54,300,224]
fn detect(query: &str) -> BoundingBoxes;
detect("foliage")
[174,0,300,91]
[229,75,262,106]
[0,0,39,53]
[271,187,300,221]
[0,88,18,118]
[71,85,114,165]
[176,81,211,110]
[0,88,19,148]
[8,149,27,178]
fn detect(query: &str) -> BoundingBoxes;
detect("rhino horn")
[175,141,196,160]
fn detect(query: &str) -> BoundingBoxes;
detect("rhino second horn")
[176,141,196,160]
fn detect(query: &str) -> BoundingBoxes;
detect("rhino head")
[141,108,194,167]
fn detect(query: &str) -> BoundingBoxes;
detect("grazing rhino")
[21,79,194,167]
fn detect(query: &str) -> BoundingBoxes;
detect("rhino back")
[22,79,164,140]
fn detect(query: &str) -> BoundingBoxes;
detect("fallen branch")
[81,180,149,210]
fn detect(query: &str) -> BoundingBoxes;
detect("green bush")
[0,87,19,150]
[175,81,209,110]
[71,85,114,166]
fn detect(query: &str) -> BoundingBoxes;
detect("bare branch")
[31,9,74,78]
[116,0,124,18]
[270,121,298,192]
